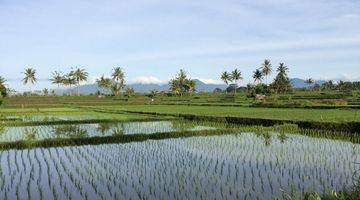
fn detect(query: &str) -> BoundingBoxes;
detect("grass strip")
[121,110,360,133]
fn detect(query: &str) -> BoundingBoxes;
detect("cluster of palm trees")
[21,67,128,96]
[220,59,273,94]
[21,67,89,96]
[220,59,293,94]
[96,67,127,96]
[169,69,196,96]
[49,68,88,96]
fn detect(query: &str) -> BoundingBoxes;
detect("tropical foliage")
[0,76,7,97]
[169,69,196,96]
[270,63,292,93]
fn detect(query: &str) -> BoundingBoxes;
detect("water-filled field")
[0,131,358,199]
[0,121,215,142]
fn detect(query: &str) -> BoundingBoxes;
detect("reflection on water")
[0,120,216,142]
[53,125,88,138]
[0,133,358,199]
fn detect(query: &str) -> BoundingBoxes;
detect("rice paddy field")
[0,96,360,199]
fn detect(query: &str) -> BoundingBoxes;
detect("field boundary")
[121,110,360,134]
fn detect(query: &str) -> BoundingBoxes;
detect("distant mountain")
[290,78,326,88]
[57,78,322,94]
[58,79,227,94]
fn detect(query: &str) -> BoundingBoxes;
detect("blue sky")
[0,0,360,91]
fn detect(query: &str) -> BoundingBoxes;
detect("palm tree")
[50,71,63,89]
[62,71,76,95]
[23,68,37,93]
[261,59,272,84]
[112,67,125,96]
[96,75,112,94]
[277,63,289,75]
[305,78,314,90]
[73,68,89,96]
[231,69,242,95]
[253,69,263,84]
[221,71,231,93]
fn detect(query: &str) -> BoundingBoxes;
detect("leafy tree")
[270,63,292,93]
[187,79,196,94]
[253,69,263,84]
[230,69,242,95]
[169,69,196,96]
[322,80,335,90]
[261,59,272,84]
[111,67,125,96]
[73,67,88,96]
[0,76,7,97]
[23,68,37,93]
[147,90,158,99]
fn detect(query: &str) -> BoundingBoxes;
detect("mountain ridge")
[57,78,326,94]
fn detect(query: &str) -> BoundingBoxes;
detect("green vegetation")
[1,62,360,199]
[112,104,360,122]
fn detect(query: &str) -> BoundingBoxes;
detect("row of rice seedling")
[0,120,217,143]
[0,132,357,199]
[119,109,360,133]
[1,119,360,150]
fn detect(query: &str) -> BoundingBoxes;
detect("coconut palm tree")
[62,71,76,95]
[253,69,263,84]
[221,71,231,84]
[261,59,272,84]
[112,67,125,96]
[221,71,231,93]
[231,69,242,95]
[277,63,289,75]
[96,75,112,94]
[73,67,88,96]
[23,68,37,93]
[50,71,63,89]
[305,78,314,90]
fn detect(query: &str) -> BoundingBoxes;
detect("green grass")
[108,105,360,122]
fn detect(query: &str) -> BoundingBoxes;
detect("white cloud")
[132,76,163,84]
[194,77,223,84]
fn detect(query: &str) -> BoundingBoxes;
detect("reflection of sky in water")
[0,121,216,142]
[0,134,358,199]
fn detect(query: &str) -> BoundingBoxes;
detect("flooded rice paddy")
[0,121,215,142]
[0,129,358,199]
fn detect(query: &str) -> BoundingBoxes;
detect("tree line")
[0,61,359,97]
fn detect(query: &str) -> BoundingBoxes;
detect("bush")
[247,84,271,98]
